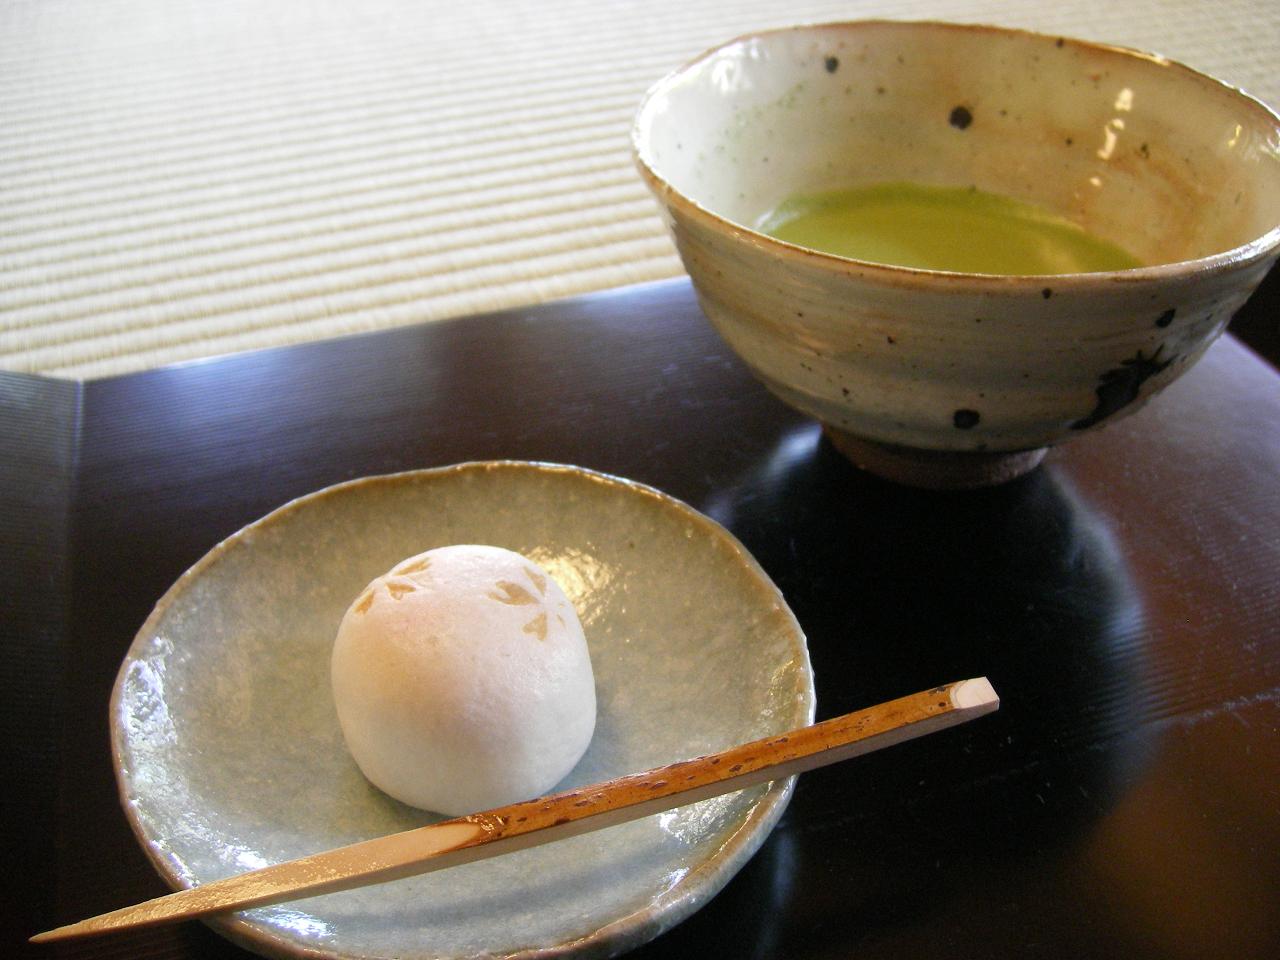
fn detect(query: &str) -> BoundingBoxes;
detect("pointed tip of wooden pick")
[31,920,96,943]
[952,677,999,710]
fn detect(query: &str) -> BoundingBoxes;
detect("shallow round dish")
[111,461,815,960]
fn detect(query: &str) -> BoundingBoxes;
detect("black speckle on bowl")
[1156,308,1176,328]
[1070,347,1175,430]
[949,105,973,129]
[953,409,981,429]
[825,56,839,73]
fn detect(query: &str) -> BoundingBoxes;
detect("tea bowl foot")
[824,427,1047,489]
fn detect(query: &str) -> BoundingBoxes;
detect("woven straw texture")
[3,0,1277,379]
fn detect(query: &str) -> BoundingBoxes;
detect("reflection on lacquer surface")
[699,425,1158,948]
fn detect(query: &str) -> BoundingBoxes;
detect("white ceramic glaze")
[633,21,1280,485]
[111,462,815,960]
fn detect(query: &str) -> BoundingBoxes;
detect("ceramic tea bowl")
[633,21,1280,487]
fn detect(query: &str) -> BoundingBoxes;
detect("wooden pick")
[32,677,997,943]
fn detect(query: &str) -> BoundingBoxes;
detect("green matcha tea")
[758,182,1142,275]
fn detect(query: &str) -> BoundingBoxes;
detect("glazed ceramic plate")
[112,461,815,960]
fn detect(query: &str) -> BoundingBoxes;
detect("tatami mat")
[3,0,1277,379]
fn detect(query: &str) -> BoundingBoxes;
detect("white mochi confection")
[331,544,597,816]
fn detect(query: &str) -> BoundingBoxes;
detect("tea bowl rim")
[631,18,1280,291]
